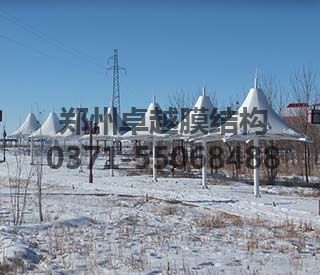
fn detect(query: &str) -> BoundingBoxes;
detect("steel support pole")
[30,138,34,165]
[79,140,83,172]
[202,140,208,189]
[253,138,260,197]
[89,126,93,183]
[2,129,6,162]
[152,140,157,182]
[110,140,114,177]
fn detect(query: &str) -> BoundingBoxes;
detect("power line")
[0,34,50,57]
[0,33,103,75]
[0,8,105,71]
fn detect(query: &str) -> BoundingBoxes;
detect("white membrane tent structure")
[173,86,215,139]
[54,108,88,141]
[197,74,311,197]
[52,109,89,170]
[29,112,64,164]
[10,113,41,164]
[99,108,128,176]
[172,86,216,189]
[30,112,63,138]
[121,97,170,182]
[10,113,41,138]
[80,107,126,176]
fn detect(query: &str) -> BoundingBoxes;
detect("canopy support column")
[51,139,57,165]
[253,138,260,197]
[202,140,208,189]
[79,140,83,172]
[153,139,157,182]
[30,138,34,165]
[110,140,114,177]
[89,127,93,183]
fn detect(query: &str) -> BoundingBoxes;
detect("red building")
[281,103,320,127]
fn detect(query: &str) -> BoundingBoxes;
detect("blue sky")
[0,0,319,133]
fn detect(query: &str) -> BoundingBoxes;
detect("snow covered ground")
[1,149,320,274]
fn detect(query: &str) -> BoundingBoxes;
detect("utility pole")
[2,128,6,162]
[112,49,120,117]
[89,121,93,183]
[0,111,5,162]
[106,49,126,157]
[107,49,126,122]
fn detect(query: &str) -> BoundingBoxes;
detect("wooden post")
[202,140,208,189]
[2,129,6,162]
[89,124,93,183]
[110,140,114,177]
[152,139,157,182]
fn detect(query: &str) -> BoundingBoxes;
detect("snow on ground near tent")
[1,151,320,274]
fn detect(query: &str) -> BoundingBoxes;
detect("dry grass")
[277,189,320,197]
[0,256,26,274]
[299,220,313,232]
[207,178,231,186]
[247,237,259,253]
[159,205,179,216]
[194,212,259,230]
[194,214,226,229]
[0,258,10,275]
[193,212,319,257]
[2,193,320,274]
[220,212,245,226]
[314,228,320,240]
[246,216,267,227]
[125,171,140,176]
[272,219,313,239]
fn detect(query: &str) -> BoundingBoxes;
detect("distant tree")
[6,148,34,225]
[168,87,217,122]
[260,73,285,184]
[260,73,286,113]
[290,65,319,184]
[168,87,217,176]
[35,141,44,222]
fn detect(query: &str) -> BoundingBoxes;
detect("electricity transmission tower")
[107,49,126,121]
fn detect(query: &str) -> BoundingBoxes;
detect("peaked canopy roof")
[54,108,88,140]
[200,77,310,142]
[98,107,126,137]
[79,107,127,142]
[10,113,41,137]
[121,97,170,141]
[173,86,215,139]
[30,112,63,138]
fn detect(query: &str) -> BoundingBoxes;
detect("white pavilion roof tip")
[10,113,41,137]
[200,83,310,142]
[54,108,90,139]
[173,91,216,138]
[121,98,170,140]
[30,112,63,138]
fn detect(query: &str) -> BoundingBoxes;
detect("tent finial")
[254,68,259,89]
[202,82,206,96]
[153,89,156,103]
